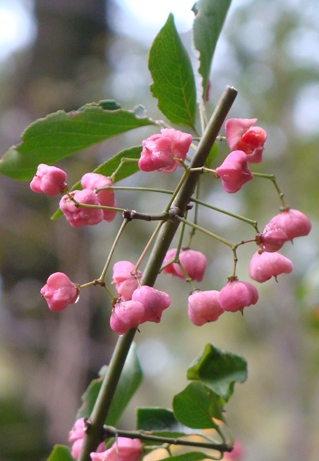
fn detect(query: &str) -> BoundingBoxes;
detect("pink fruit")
[60,189,104,227]
[219,279,259,313]
[162,248,207,282]
[269,209,312,241]
[30,163,67,196]
[68,418,85,442]
[40,272,79,311]
[225,118,267,163]
[216,151,253,193]
[112,261,142,301]
[249,251,293,283]
[90,438,143,461]
[132,286,171,323]
[257,221,288,252]
[81,173,117,222]
[110,300,145,335]
[68,418,106,459]
[188,290,224,326]
[138,129,192,173]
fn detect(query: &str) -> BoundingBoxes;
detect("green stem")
[101,425,232,452]
[134,221,163,272]
[186,180,200,248]
[96,186,174,195]
[98,219,129,283]
[176,216,235,249]
[110,158,139,183]
[191,197,259,232]
[78,85,237,461]
[252,172,286,208]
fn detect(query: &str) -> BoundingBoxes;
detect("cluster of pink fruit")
[68,418,142,461]
[31,167,117,226]
[31,118,311,333]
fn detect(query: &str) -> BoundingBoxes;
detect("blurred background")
[0,0,318,460]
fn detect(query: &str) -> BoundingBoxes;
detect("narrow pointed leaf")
[187,343,247,401]
[205,142,219,167]
[76,344,143,425]
[0,102,154,180]
[192,0,232,98]
[47,445,74,461]
[173,381,224,429]
[149,13,196,128]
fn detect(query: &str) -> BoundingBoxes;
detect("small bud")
[257,221,288,252]
[249,251,293,283]
[132,286,171,323]
[110,300,145,335]
[91,438,143,461]
[112,261,142,301]
[40,272,79,311]
[162,248,207,282]
[219,279,259,313]
[138,129,192,173]
[225,118,267,163]
[81,173,117,222]
[216,150,253,193]
[30,164,67,196]
[188,290,224,326]
[60,190,104,227]
[269,209,312,241]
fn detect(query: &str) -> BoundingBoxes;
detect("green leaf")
[51,145,142,220]
[159,453,210,461]
[0,102,154,180]
[205,142,219,167]
[47,445,74,461]
[76,344,143,425]
[149,13,196,128]
[192,0,232,98]
[173,382,223,429]
[187,344,247,401]
[137,407,180,431]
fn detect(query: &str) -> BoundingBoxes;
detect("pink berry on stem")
[30,163,67,196]
[162,248,207,282]
[249,250,293,283]
[219,279,258,313]
[81,173,117,222]
[138,129,192,173]
[41,272,79,312]
[216,151,253,193]
[256,221,288,252]
[132,286,171,323]
[110,300,145,335]
[60,189,104,227]
[188,290,224,326]
[68,418,85,442]
[268,208,312,241]
[160,128,193,173]
[112,261,142,301]
[68,418,106,459]
[90,437,143,461]
[225,118,267,163]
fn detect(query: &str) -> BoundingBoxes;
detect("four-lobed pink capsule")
[40,272,79,311]
[30,163,67,196]
[138,128,192,173]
